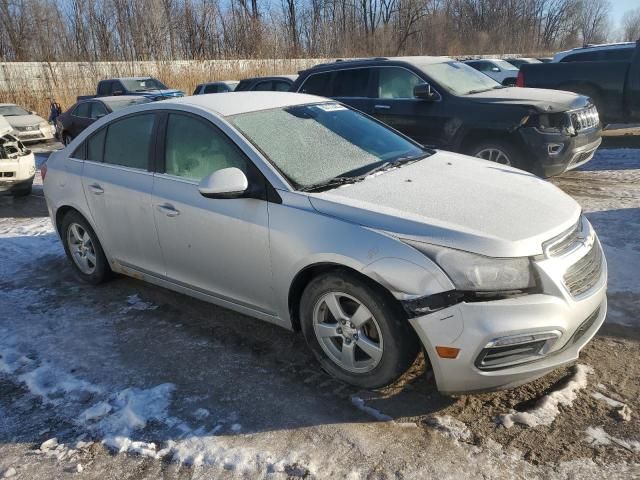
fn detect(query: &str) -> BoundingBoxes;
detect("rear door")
[331,68,375,115]
[81,112,165,276]
[151,111,274,314]
[370,66,448,147]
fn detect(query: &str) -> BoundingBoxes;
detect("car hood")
[465,87,588,113]
[5,114,46,127]
[307,151,580,258]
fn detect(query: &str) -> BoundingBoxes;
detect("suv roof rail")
[306,57,389,70]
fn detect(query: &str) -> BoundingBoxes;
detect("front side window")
[230,102,426,189]
[377,67,423,99]
[164,113,246,180]
[103,114,155,169]
[333,68,371,97]
[299,72,333,96]
[204,84,219,94]
[90,102,108,119]
[73,103,91,118]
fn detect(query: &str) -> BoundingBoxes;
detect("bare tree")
[622,7,640,42]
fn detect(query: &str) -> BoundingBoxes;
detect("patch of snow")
[425,415,472,442]
[40,438,58,451]
[231,423,242,433]
[585,427,640,452]
[121,294,158,313]
[614,405,632,422]
[350,396,392,422]
[497,364,593,428]
[2,467,16,478]
[78,401,112,422]
[591,391,625,408]
[18,363,101,405]
[193,408,210,420]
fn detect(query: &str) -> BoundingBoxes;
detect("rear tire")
[300,271,419,389]
[61,211,111,285]
[62,132,73,146]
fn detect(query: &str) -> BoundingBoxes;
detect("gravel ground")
[0,139,638,479]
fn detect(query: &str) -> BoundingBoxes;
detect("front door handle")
[88,183,104,195]
[374,104,391,110]
[157,203,180,217]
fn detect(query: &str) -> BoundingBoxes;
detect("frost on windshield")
[231,104,422,188]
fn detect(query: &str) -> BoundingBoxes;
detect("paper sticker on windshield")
[317,103,347,112]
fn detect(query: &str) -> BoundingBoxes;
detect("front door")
[151,112,274,315]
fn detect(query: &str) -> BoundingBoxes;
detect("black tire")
[13,184,32,197]
[61,211,112,285]
[502,77,517,86]
[300,271,419,389]
[62,132,73,146]
[467,139,525,170]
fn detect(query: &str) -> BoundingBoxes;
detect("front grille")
[564,243,603,296]
[14,125,38,132]
[546,220,582,257]
[570,105,599,132]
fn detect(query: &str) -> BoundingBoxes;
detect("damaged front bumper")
[0,133,36,193]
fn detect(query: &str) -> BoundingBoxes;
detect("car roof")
[553,42,635,61]
[163,91,327,117]
[0,103,18,107]
[242,75,298,82]
[105,77,154,81]
[302,56,452,73]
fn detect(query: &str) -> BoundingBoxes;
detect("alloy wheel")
[312,291,384,373]
[475,147,511,165]
[67,223,97,274]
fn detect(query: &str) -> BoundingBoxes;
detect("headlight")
[403,240,536,291]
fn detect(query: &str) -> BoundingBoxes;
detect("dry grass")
[0,58,328,118]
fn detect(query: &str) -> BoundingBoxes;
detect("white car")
[0,103,55,144]
[0,115,36,196]
[43,92,607,394]
[464,59,520,85]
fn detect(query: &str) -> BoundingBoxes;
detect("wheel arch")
[287,262,404,332]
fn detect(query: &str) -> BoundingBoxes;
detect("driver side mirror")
[413,83,439,102]
[198,167,248,199]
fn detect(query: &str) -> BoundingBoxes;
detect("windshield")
[105,97,152,111]
[120,78,168,92]
[230,103,427,189]
[0,105,30,117]
[420,61,500,95]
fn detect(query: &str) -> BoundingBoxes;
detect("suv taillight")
[40,162,47,181]
[516,71,524,88]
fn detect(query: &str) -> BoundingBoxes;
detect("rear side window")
[73,103,91,118]
[164,113,246,180]
[299,72,333,96]
[273,81,291,92]
[204,84,219,94]
[377,68,423,99]
[87,129,106,162]
[97,81,112,96]
[103,114,155,169]
[562,48,633,62]
[333,68,372,97]
[90,102,108,119]
[253,81,274,91]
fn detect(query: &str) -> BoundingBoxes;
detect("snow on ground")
[497,364,593,428]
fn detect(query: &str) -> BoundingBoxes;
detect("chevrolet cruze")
[43,92,607,394]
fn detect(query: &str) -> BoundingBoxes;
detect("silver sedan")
[43,92,607,393]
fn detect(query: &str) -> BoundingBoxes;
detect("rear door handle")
[88,183,104,195]
[374,104,391,110]
[157,203,180,217]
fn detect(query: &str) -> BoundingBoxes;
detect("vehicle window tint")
[164,113,246,180]
[71,143,85,160]
[299,72,333,96]
[273,81,291,92]
[253,81,274,91]
[333,68,371,97]
[90,102,108,119]
[204,84,219,94]
[103,114,155,169]
[87,128,106,162]
[468,61,489,71]
[97,81,112,96]
[73,102,91,118]
[377,67,423,99]
[562,51,599,62]
[601,49,633,61]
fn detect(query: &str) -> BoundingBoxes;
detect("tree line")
[1,0,636,62]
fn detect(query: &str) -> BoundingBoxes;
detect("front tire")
[467,139,524,170]
[300,271,419,389]
[61,211,111,285]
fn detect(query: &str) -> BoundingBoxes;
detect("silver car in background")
[43,92,607,394]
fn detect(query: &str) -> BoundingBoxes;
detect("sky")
[611,0,639,30]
